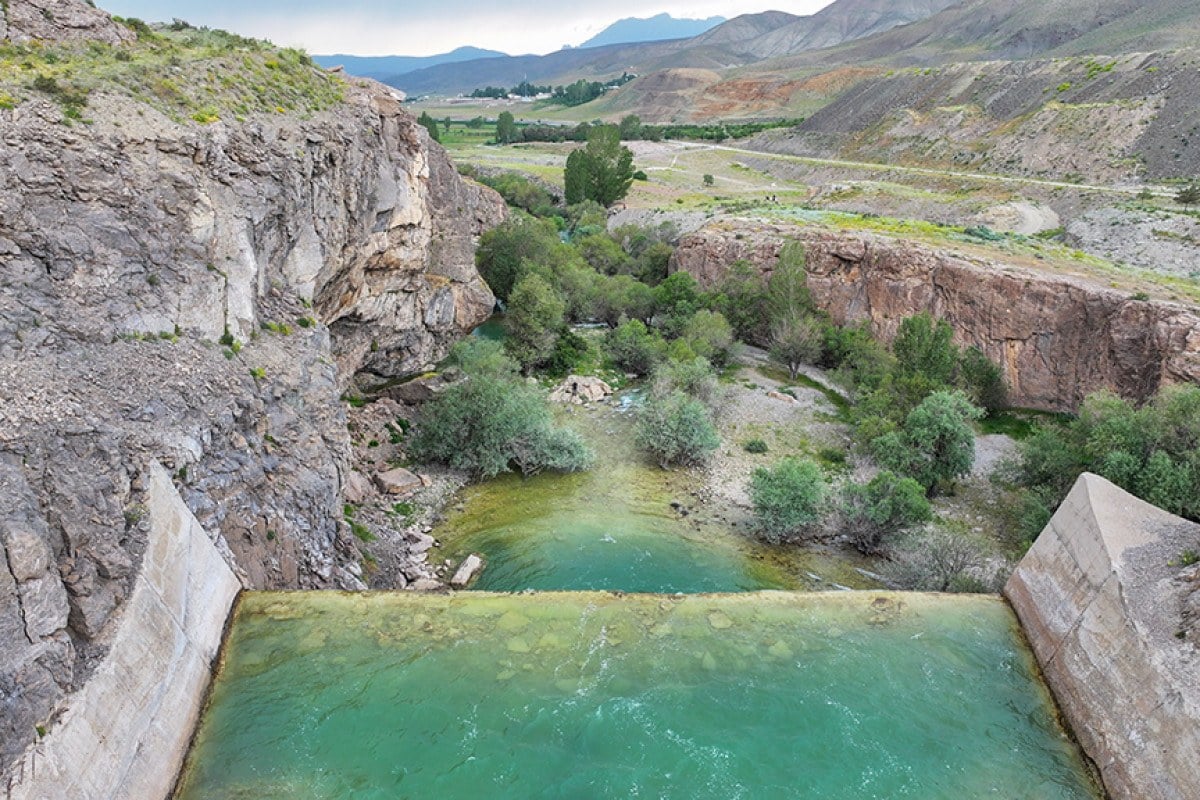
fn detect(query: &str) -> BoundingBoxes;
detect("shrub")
[769,313,823,379]
[605,318,665,375]
[872,391,984,495]
[749,458,826,543]
[651,357,723,413]
[884,529,993,593]
[839,471,931,553]
[744,438,769,454]
[409,340,593,479]
[636,390,720,469]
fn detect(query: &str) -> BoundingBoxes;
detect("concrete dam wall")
[4,463,241,799]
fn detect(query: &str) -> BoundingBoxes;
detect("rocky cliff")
[1005,473,1200,800]
[671,220,1200,411]
[0,0,505,775]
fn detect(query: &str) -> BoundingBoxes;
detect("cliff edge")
[0,0,505,775]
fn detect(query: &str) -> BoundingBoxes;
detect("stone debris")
[374,468,423,496]
[549,375,614,405]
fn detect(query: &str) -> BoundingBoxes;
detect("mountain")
[312,47,508,82]
[391,0,956,96]
[580,14,726,49]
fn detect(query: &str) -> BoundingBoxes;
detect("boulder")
[450,554,485,588]
[374,468,423,497]
[343,470,374,505]
[550,375,614,405]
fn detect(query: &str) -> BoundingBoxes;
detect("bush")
[839,471,931,553]
[744,438,769,454]
[885,529,994,593]
[872,391,984,495]
[956,346,1008,411]
[605,319,665,375]
[636,390,720,469]
[750,458,826,543]
[769,313,823,379]
[475,213,563,301]
[409,340,593,479]
[651,357,723,413]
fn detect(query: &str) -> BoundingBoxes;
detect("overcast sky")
[100,1,833,56]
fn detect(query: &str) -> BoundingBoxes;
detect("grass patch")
[979,408,1072,440]
[0,21,343,124]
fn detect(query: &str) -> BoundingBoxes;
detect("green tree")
[956,346,1008,411]
[636,391,720,469]
[750,458,826,543]
[893,312,957,386]
[496,111,518,144]
[562,125,635,207]
[618,114,642,140]
[651,357,723,413]
[681,310,735,366]
[604,318,665,375]
[504,274,566,372]
[1175,182,1200,207]
[475,213,561,301]
[769,313,823,379]
[712,260,769,344]
[417,111,440,143]
[872,390,984,495]
[410,340,593,479]
[765,242,814,325]
[839,471,931,553]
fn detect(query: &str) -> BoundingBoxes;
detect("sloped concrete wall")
[1006,473,1200,800]
[4,463,241,799]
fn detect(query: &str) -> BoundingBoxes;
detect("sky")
[100,1,834,57]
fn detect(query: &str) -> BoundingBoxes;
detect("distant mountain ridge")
[312,47,508,82]
[580,14,726,49]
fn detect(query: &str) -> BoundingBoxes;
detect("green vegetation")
[1176,182,1200,207]
[409,340,594,480]
[750,458,826,543]
[636,390,720,469]
[1010,385,1200,525]
[0,20,343,123]
[871,391,984,496]
[417,111,440,142]
[744,438,769,454]
[564,125,634,207]
[838,471,932,554]
[504,274,566,372]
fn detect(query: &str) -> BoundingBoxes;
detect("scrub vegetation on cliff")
[0,18,343,123]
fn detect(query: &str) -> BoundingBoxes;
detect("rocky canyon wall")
[0,0,505,778]
[671,221,1200,411]
[1005,474,1200,800]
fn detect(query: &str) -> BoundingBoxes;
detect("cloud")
[100,1,832,56]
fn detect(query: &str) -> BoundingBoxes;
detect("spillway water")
[175,591,1100,799]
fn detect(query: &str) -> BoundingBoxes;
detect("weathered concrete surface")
[670,221,1200,411]
[4,462,241,800]
[1005,473,1200,800]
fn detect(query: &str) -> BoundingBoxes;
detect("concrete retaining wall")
[4,462,241,800]
[1006,473,1200,800]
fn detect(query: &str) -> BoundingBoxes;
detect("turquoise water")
[433,399,876,593]
[176,592,1101,799]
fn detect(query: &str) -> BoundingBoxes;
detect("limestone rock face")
[1,0,135,45]
[671,221,1200,411]
[0,28,504,775]
[1005,474,1200,800]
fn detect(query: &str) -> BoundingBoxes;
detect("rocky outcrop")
[0,0,505,777]
[549,375,614,405]
[1005,473,1200,800]
[1,0,135,45]
[670,221,1200,411]
[5,462,241,800]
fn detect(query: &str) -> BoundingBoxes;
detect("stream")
[174,330,1102,799]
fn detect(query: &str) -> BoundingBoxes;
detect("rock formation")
[1,0,134,45]
[1006,473,1200,800]
[0,0,504,775]
[671,221,1200,411]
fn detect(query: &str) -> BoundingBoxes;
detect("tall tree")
[562,125,635,208]
[417,111,440,143]
[504,274,566,372]
[496,111,518,144]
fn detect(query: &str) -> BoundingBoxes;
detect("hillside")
[748,49,1200,183]
[580,14,725,49]
[313,47,507,82]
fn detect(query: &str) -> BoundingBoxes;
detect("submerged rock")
[450,554,486,588]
